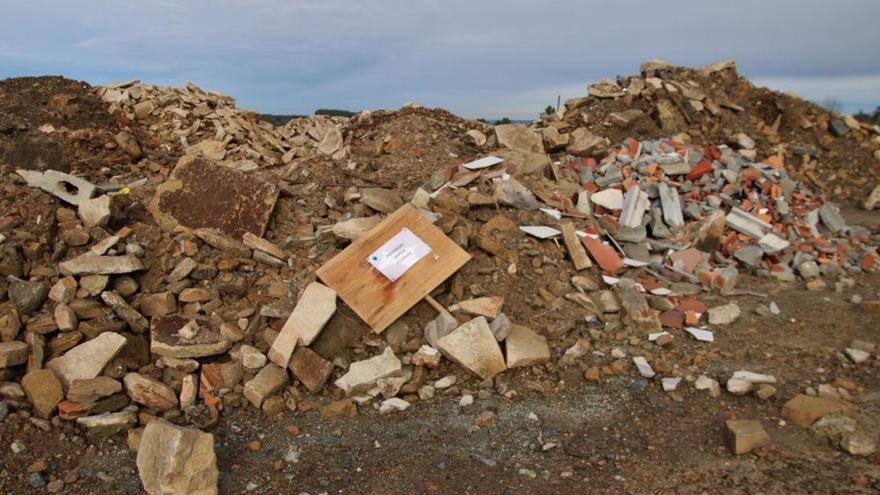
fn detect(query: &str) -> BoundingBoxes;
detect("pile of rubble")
[526,58,880,203]
[0,60,878,493]
[96,80,351,167]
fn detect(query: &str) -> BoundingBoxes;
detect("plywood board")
[316,204,471,333]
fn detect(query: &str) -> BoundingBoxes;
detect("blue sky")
[2,0,879,119]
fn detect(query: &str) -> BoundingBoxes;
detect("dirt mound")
[0,76,137,175]
[345,106,489,191]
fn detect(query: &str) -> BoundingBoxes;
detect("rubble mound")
[532,59,880,201]
[345,105,490,190]
[0,60,878,493]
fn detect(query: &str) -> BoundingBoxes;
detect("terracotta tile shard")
[581,237,623,274]
[149,156,279,239]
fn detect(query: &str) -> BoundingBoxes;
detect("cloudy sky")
[2,0,879,119]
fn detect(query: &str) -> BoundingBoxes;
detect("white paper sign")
[367,228,432,282]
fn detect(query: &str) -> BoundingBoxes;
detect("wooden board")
[316,204,471,333]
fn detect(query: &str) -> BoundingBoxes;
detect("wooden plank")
[560,221,592,271]
[316,204,471,333]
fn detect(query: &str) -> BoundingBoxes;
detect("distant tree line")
[854,106,880,124]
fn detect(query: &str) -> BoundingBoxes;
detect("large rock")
[243,364,288,408]
[148,156,279,239]
[289,347,334,393]
[137,419,218,495]
[505,325,550,368]
[9,279,49,316]
[566,127,605,157]
[0,341,29,368]
[494,124,543,153]
[67,377,122,404]
[47,332,127,388]
[59,253,144,276]
[436,317,506,380]
[334,347,402,396]
[782,394,857,427]
[124,373,178,411]
[654,99,686,132]
[725,419,771,454]
[268,282,336,367]
[616,279,662,333]
[22,368,64,419]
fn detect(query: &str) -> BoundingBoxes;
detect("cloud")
[0,0,878,118]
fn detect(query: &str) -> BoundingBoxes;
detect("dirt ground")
[1,214,878,495]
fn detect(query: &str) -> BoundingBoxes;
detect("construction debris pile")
[0,59,878,493]
[529,59,880,203]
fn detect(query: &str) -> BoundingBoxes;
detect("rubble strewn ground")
[0,59,879,493]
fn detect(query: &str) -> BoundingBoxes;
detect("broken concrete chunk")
[150,316,231,359]
[0,342,29,369]
[22,368,63,419]
[616,279,662,333]
[332,216,383,240]
[782,394,857,427]
[436,317,506,380]
[335,346,402,396]
[9,279,49,315]
[453,296,504,319]
[494,124,543,153]
[78,195,111,228]
[59,253,144,276]
[140,291,178,318]
[360,188,404,214]
[632,356,655,378]
[758,233,789,253]
[505,325,550,369]
[49,277,78,304]
[658,183,684,228]
[725,419,770,454]
[47,332,127,388]
[725,207,771,239]
[67,377,122,404]
[411,345,442,368]
[124,372,178,411]
[488,313,512,341]
[590,188,624,210]
[619,186,649,228]
[818,203,846,233]
[149,156,279,239]
[137,419,218,495]
[17,169,96,205]
[77,407,137,436]
[695,375,721,398]
[268,282,337,367]
[707,303,741,325]
[560,222,592,270]
[289,347,334,393]
[243,364,289,408]
[101,291,149,333]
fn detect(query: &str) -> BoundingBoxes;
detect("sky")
[1,0,879,120]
